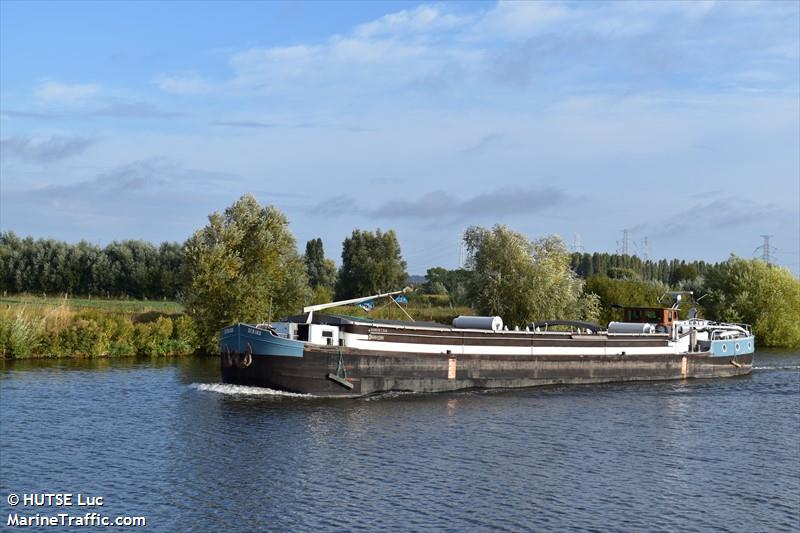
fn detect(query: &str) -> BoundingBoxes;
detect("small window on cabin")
[645,310,658,321]
[322,331,333,338]
[630,310,641,320]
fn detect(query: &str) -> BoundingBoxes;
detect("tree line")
[569,252,713,285]
[2,194,799,348]
[1,232,720,300]
[0,233,184,299]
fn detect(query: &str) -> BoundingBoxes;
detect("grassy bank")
[0,296,196,359]
[0,294,474,359]
[0,294,183,313]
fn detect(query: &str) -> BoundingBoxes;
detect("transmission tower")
[637,236,650,261]
[617,229,631,255]
[754,235,776,264]
[572,233,584,253]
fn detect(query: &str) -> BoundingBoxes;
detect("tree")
[304,238,337,289]
[182,194,310,350]
[607,267,641,280]
[702,256,800,348]
[585,275,666,325]
[335,229,407,299]
[670,263,698,285]
[464,225,599,327]
[423,267,472,305]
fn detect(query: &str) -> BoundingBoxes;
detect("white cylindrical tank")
[608,322,655,334]
[452,316,504,331]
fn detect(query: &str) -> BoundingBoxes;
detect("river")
[1,351,798,532]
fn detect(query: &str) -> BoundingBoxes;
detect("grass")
[0,294,183,314]
[0,295,194,359]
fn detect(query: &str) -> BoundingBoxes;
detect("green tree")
[670,263,699,285]
[423,267,472,305]
[585,275,666,324]
[304,238,337,289]
[607,267,641,280]
[703,256,800,348]
[335,229,407,299]
[464,226,599,326]
[182,194,310,351]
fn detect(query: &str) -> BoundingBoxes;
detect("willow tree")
[703,256,800,348]
[464,225,599,327]
[182,194,310,351]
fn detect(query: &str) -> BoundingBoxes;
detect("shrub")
[134,316,174,357]
[0,309,46,358]
[171,315,198,355]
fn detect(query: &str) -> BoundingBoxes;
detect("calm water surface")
[1,351,798,532]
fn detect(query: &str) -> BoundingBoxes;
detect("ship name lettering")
[247,328,262,336]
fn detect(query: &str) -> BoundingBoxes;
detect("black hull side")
[221,346,753,397]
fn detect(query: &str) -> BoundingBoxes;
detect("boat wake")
[753,365,800,371]
[190,383,314,398]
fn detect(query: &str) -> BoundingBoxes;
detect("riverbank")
[0,297,198,358]
[0,294,472,359]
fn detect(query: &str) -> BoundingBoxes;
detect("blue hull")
[220,323,304,358]
[709,335,755,357]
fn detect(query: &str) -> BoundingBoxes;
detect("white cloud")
[478,1,571,40]
[34,81,100,103]
[154,74,217,94]
[152,1,797,101]
[353,5,469,38]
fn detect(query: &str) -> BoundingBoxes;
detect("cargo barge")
[220,290,754,397]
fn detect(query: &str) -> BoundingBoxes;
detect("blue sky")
[1,0,799,274]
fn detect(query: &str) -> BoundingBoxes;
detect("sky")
[1,0,799,275]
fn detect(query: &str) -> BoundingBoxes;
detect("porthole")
[735,343,740,352]
[747,341,753,350]
[721,343,728,353]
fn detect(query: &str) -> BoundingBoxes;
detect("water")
[2,352,798,532]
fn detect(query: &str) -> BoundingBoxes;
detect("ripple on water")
[1,351,798,532]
